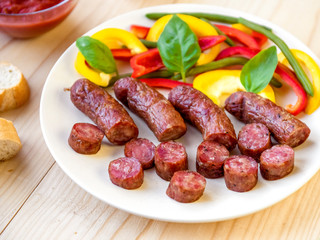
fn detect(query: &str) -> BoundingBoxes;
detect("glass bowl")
[0,0,78,38]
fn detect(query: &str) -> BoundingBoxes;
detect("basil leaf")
[76,36,117,74]
[240,46,278,93]
[157,14,201,81]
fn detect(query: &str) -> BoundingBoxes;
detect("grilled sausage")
[68,122,104,154]
[108,157,144,189]
[113,77,186,142]
[260,144,294,180]
[224,155,258,192]
[196,140,230,178]
[168,85,237,150]
[154,141,188,181]
[70,78,138,145]
[166,170,206,203]
[224,91,310,148]
[238,123,272,161]
[124,138,155,169]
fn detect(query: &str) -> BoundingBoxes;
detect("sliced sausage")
[168,85,237,150]
[154,141,188,181]
[68,122,104,154]
[113,77,186,142]
[224,91,310,148]
[166,170,206,203]
[260,145,294,180]
[196,140,230,178]
[238,123,272,161]
[70,78,138,145]
[224,155,258,192]
[108,157,143,189]
[124,138,155,169]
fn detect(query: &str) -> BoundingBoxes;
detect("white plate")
[40,4,320,223]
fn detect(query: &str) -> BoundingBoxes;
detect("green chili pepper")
[171,57,248,80]
[238,17,313,96]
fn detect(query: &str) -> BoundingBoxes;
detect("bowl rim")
[0,0,76,17]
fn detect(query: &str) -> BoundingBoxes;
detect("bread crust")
[0,62,30,112]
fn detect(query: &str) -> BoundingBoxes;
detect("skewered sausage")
[68,122,104,154]
[70,78,138,145]
[168,85,237,150]
[166,170,206,203]
[113,77,186,142]
[154,141,188,181]
[196,140,229,178]
[238,123,272,161]
[124,138,155,169]
[224,91,310,148]
[260,144,294,180]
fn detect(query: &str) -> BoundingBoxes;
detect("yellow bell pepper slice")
[146,14,220,65]
[74,52,115,87]
[278,49,320,114]
[231,23,253,34]
[92,28,148,54]
[193,70,275,107]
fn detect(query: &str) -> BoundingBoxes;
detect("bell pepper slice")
[92,28,148,55]
[278,49,320,114]
[215,46,259,60]
[198,35,226,51]
[111,48,134,61]
[139,78,193,89]
[193,70,275,107]
[275,63,308,115]
[130,48,164,78]
[146,14,221,65]
[75,52,114,87]
[215,24,260,50]
[231,23,268,47]
[130,25,150,39]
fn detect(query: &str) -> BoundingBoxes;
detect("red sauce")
[0,0,77,38]
[0,0,64,14]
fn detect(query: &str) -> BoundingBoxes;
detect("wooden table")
[1,0,320,239]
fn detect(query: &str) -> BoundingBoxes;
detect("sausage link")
[114,77,186,142]
[224,91,310,148]
[168,85,237,150]
[70,78,138,145]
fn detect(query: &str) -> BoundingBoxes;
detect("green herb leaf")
[240,46,278,93]
[157,14,201,82]
[76,36,117,74]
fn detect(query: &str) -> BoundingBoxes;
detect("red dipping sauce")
[0,0,78,38]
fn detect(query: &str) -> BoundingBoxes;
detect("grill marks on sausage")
[114,77,186,142]
[225,91,310,148]
[166,170,206,203]
[260,145,294,180]
[168,85,237,150]
[70,78,138,145]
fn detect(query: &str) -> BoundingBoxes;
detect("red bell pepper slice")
[130,48,164,78]
[275,63,307,115]
[139,78,193,89]
[198,35,226,51]
[130,25,150,39]
[215,46,259,60]
[111,49,134,61]
[251,31,268,47]
[215,24,260,50]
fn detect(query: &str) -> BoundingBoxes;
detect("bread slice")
[0,118,22,161]
[0,62,30,112]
